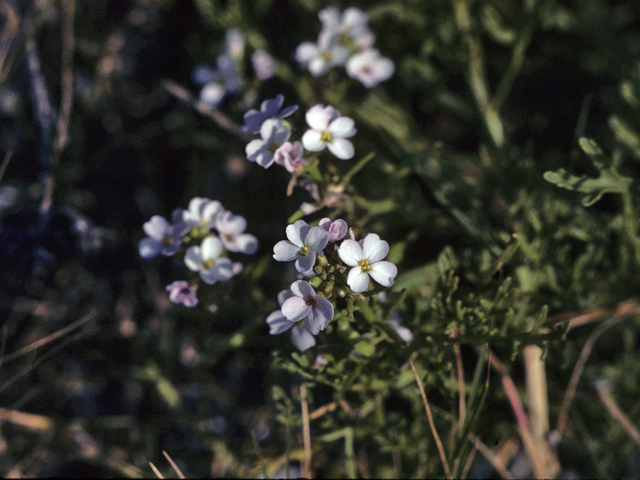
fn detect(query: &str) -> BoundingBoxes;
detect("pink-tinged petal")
[139,238,161,259]
[291,325,316,351]
[277,289,295,306]
[143,216,169,240]
[286,220,309,247]
[338,239,363,266]
[327,138,355,160]
[305,226,329,252]
[328,117,356,138]
[301,129,326,152]
[201,235,223,259]
[266,310,294,335]
[328,219,348,242]
[304,297,334,334]
[290,280,315,299]
[295,42,318,64]
[362,233,388,262]
[246,139,266,160]
[229,233,258,255]
[295,251,316,273]
[305,104,331,130]
[347,267,370,293]
[368,261,398,287]
[273,240,299,262]
[281,296,310,322]
[217,211,247,235]
[184,246,202,271]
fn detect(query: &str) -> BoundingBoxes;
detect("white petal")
[295,42,319,64]
[200,83,225,106]
[201,235,223,259]
[327,138,355,160]
[138,238,161,259]
[305,104,330,130]
[246,139,266,161]
[338,239,363,266]
[328,117,356,138]
[286,220,309,247]
[281,297,310,323]
[277,289,295,307]
[305,226,329,252]
[291,326,316,351]
[301,129,326,152]
[202,201,224,224]
[273,240,300,262]
[217,211,247,235]
[290,280,315,298]
[184,246,202,271]
[368,261,398,287]
[143,216,169,240]
[266,310,294,335]
[255,150,275,168]
[362,233,388,263]
[304,297,333,335]
[230,233,258,255]
[295,252,316,273]
[347,267,370,293]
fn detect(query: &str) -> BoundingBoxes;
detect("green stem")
[341,152,376,186]
[344,427,357,479]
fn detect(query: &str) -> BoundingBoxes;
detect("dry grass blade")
[410,359,451,479]
[593,382,640,449]
[468,433,514,479]
[148,461,164,479]
[300,384,312,479]
[0,148,13,183]
[162,451,185,479]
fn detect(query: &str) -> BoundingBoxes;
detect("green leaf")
[354,340,375,357]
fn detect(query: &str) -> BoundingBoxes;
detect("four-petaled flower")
[318,7,375,50]
[215,211,259,254]
[302,104,356,160]
[138,209,189,259]
[184,235,236,285]
[193,54,242,107]
[266,288,317,351]
[166,280,199,307]
[319,217,348,243]
[346,49,395,88]
[281,280,334,334]
[295,30,350,77]
[241,95,298,135]
[245,119,291,168]
[338,233,397,292]
[182,197,225,230]
[273,220,328,273]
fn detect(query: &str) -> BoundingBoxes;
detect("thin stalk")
[344,427,357,479]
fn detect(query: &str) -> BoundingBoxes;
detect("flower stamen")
[321,131,332,142]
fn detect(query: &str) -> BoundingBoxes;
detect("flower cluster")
[138,197,258,307]
[267,218,398,350]
[193,29,277,107]
[243,95,357,172]
[295,7,395,88]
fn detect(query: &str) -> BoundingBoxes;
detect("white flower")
[184,235,236,285]
[388,312,413,343]
[245,119,291,168]
[138,210,189,259]
[346,49,395,88]
[224,28,245,62]
[215,211,259,254]
[252,50,276,80]
[295,30,350,77]
[274,141,307,173]
[182,197,225,229]
[193,54,242,107]
[318,6,375,50]
[266,289,317,351]
[273,220,329,273]
[301,104,356,160]
[281,281,334,334]
[241,95,298,135]
[319,218,348,243]
[338,233,397,292]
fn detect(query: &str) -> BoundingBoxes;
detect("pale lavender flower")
[266,289,317,351]
[252,50,277,80]
[245,119,291,168]
[388,311,413,343]
[184,235,236,284]
[318,6,375,50]
[346,49,395,87]
[295,30,350,77]
[301,104,356,160]
[138,209,189,259]
[166,280,198,307]
[193,54,242,107]
[274,141,307,172]
[215,211,259,254]
[338,233,397,292]
[182,197,225,229]
[241,95,298,135]
[319,218,348,243]
[224,28,245,62]
[281,280,334,334]
[273,220,328,273]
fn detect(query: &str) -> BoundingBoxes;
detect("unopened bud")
[335,286,347,298]
[308,276,323,288]
[321,282,334,295]
[317,255,328,267]
[313,266,323,275]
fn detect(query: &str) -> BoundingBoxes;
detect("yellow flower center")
[268,142,279,153]
[202,259,214,269]
[299,246,310,257]
[306,296,318,307]
[322,51,332,62]
[200,220,209,227]
[358,259,371,272]
[321,131,332,142]
[162,236,173,247]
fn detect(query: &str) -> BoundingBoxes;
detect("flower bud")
[308,276,323,288]
[317,255,329,267]
[335,286,347,298]
[313,266,323,275]
[326,265,335,274]
[320,281,333,295]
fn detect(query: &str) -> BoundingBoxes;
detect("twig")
[555,314,631,435]
[454,341,466,431]
[459,441,478,479]
[0,309,96,364]
[0,148,13,183]
[593,381,640,449]
[300,384,312,479]
[162,79,250,140]
[467,433,514,479]
[148,461,164,479]
[545,298,639,331]
[410,359,451,479]
[53,0,76,155]
[162,451,185,479]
